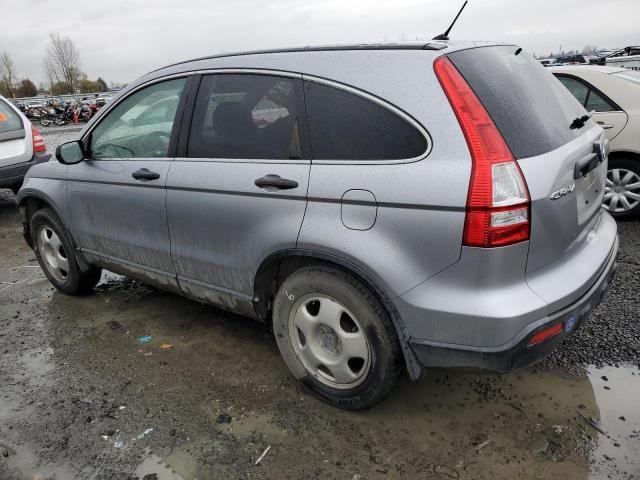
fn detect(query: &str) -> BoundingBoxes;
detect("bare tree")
[0,51,17,97]
[43,34,83,93]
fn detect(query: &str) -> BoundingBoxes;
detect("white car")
[0,95,50,193]
[551,65,640,218]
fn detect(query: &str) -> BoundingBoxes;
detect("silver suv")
[17,42,618,409]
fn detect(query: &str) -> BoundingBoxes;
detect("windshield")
[612,70,640,85]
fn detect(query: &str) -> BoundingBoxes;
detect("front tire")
[39,117,52,127]
[604,157,640,219]
[272,265,402,410]
[30,208,102,295]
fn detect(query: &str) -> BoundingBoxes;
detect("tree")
[50,81,74,96]
[97,77,108,92]
[0,51,17,97]
[78,78,102,93]
[16,79,38,97]
[43,34,83,93]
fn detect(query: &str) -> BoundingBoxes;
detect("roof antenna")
[432,1,469,41]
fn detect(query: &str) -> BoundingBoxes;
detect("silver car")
[0,95,50,193]
[17,42,618,409]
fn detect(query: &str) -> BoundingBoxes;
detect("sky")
[1,0,639,86]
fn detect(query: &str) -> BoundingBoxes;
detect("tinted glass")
[0,99,23,134]
[556,76,589,105]
[188,74,299,159]
[304,82,426,160]
[449,46,587,159]
[586,89,616,112]
[91,78,185,159]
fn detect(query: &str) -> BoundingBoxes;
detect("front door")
[67,78,187,286]
[166,73,310,311]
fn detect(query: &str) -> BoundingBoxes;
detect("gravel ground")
[539,219,640,372]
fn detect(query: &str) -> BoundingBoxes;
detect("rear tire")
[604,157,640,219]
[30,208,101,295]
[272,265,402,410]
[39,117,52,127]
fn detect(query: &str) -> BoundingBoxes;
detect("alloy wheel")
[603,168,640,213]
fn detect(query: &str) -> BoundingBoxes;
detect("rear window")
[612,70,640,85]
[448,46,587,159]
[304,81,427,161]
[0,99,23,134]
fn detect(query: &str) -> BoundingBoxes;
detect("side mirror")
[55,140,85,165]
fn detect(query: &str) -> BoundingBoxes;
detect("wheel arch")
[253,249,422,379]
[608,150,640,164]
[17,192,82,258]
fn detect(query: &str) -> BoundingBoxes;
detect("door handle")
[132,168,161,181]
[596,121,614,129]
[255,174,298,190]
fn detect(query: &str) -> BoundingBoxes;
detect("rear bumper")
[407,234,618,372]
[0,152,51,188]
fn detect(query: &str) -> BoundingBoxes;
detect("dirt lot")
[1,131,639,479]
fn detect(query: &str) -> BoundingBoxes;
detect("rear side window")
[188,74,301,160]
[303,81,427,161]
[0,99,23,134]
[555,76,618,112]
[449,46,587,159]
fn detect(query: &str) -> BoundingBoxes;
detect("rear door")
[448,46,608,273]
[0,98,30,168]
[67,77,187,284]
[166,73,310,308]
[554,74,628,141]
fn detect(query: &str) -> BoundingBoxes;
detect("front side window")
[188,74,300,159]
[303,81,427,161]
[0,99,23,134]
[91,78,185,159]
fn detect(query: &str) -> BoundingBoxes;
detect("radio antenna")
[432,1,469,41]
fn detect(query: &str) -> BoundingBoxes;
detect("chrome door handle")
[596,121,614,129]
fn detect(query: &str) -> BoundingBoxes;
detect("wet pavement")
[1,140,639,478]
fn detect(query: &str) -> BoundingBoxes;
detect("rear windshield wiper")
[570,110,595,130]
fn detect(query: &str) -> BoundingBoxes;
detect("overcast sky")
[2,0,639,85]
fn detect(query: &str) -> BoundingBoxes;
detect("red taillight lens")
[527,323,562,347]
[32,126,46,154]
[434,56,530,248]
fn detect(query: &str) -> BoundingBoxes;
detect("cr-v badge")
[550,183,576,200]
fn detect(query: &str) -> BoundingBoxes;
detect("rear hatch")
[0,98,30,168]
[448,46,610,296]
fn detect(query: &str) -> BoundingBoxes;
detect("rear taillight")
[434,56,530,248]
[32,126,46,154]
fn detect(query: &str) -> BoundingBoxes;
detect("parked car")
[539,58,559,67]
[0,95,50,193]
[17,42,618,409]
[556,54,588,65]
[604,46,640,70]
[551,65,640,217]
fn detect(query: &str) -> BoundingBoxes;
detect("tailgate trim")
[0,128,26,142]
